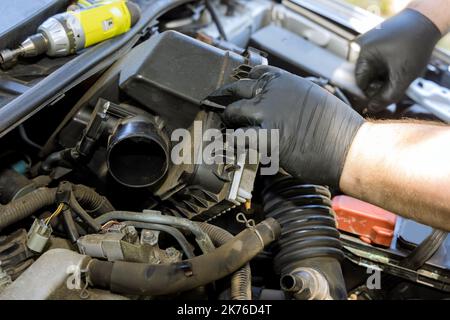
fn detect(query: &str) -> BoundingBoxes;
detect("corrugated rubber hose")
[198,222,251,300]
[72,184,114,215]
[0,187,56,231]
[0,183,114,231]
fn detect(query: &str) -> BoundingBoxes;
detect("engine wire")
[44,203,65,225]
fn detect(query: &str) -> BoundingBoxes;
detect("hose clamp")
[236,212,264,248]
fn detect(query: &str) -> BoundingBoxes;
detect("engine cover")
[119,30,249,130]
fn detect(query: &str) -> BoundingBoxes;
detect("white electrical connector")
[27,219,52,253]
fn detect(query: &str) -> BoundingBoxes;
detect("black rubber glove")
[210,65,365,188]
[355,9,442,112]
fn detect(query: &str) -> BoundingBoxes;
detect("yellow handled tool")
[0,0,140,67]
[67,1,123,12]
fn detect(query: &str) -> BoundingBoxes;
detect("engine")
[0,0,449,301]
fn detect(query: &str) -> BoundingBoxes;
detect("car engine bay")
[0,0,449,300]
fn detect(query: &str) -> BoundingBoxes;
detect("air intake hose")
[262,176,346,300]
[88,218,281,296]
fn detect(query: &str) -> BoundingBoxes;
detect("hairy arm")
[340,121,450,231]
[409,0,450,33]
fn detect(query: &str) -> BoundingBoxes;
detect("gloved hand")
[355,9,442,112]
[210,65,365,188]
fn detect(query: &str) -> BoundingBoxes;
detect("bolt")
[166,247,177,256]
[141,229,158,245]
[143,230,155,240]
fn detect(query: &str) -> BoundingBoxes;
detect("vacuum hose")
[262,176,347,300]
[88,218,281,296]
[198,222,252,300]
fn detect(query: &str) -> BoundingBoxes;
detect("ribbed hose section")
[231,264,251,300]
[0,188,56,231]
[198,222,252,300]
[0,183,114,231]
[262,176,346,300]
[73,185,114,215]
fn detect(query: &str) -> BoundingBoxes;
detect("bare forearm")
[409,0,450,34]
[340,122,450,231]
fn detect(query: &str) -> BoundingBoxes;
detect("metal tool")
[0,0,140,68]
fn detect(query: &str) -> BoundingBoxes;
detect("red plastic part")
[332,195,397,247]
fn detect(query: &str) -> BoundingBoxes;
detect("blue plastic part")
[11,160,28,174]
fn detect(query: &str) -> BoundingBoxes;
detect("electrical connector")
[27,219,52,253]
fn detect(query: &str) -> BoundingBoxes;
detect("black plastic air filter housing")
[119,31,247,130]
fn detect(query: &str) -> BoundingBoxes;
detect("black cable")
[62,208,80,243]
[400,229,448,270]
[18,125,43,150]
[205,0,228,41]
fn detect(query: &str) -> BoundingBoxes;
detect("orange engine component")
[332,195,397,247]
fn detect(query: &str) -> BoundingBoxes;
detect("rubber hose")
[0,188,56,231]
[72,184,114,215]
[32,175,52,188]
[400,229,448,270]
[69,193,102,232]
[198,222,251,300]
[88,218,281,296]
[0,184,113,231]
[62,208,80,243]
